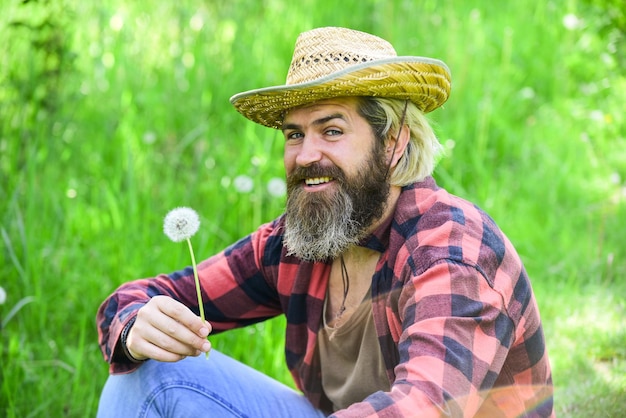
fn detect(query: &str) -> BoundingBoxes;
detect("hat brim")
[230,56,451,129]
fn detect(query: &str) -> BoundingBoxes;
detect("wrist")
[120,316,147,363]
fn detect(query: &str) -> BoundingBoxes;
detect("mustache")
[287,163,346,186]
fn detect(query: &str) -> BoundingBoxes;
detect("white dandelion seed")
[109,14,124,32]
[609,172,621,185]
[519,87,536,100]
[143,131,157,144]
[562,14,580,31]
[189,14,204,32]
[233,175,254,193]
[163,207,200,242]
[0,286,6,305]
[589,110,604,122]
[267,177,286,197]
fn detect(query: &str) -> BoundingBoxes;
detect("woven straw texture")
[230,27,451,129]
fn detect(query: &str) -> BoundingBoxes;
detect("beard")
[283,143,390,262]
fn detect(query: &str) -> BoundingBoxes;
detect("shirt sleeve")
[96,223,283,375]
[331,260,519,417]
[96,278,152,374]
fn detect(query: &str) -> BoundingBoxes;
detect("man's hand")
[126,295,212,362]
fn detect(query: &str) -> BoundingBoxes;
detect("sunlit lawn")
[1,0,624,416]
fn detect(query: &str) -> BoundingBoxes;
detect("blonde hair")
[357,97,443,186]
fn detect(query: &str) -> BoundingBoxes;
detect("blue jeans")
[97,350,326,418]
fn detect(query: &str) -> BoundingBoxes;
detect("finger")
[129,296,212,361]
[125,323,184,362]
[128,336,189,363]
[133,323,202,358]
[140,335,209,360]
[153,296,211,337]
[128,313,210,361]
[148,298,212,348]
[146,311,210,353]
[135,297,212,353]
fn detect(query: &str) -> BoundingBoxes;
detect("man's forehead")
[283,97,360,124]
[292,96,358,110]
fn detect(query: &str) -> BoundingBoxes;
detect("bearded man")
[96,27,554,417]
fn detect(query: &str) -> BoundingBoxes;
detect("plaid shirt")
[97,177,553,417]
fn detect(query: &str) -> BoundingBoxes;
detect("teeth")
[305,177,332,186]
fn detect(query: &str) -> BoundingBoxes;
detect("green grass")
[1,0,624,416]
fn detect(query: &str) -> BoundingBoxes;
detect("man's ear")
[385,124,410,169]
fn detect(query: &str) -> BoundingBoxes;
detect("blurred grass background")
[0,0,624,416]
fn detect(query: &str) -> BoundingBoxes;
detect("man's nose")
[294,137,323,167]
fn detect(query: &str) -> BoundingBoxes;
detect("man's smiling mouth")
[305,176,333,186]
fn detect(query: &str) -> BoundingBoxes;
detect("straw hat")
[230,27,451,129]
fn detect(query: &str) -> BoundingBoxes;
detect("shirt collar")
[359,176,437,253]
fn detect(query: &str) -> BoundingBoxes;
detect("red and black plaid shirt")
[97,177,554,417]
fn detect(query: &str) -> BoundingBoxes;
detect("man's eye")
[286,132,303,140]
[325,129,342,136]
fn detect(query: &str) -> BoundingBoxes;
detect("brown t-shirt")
[318,297,391,411]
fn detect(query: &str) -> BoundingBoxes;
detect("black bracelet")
[120,316,145,363]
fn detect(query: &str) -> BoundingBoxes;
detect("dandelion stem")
[186,237,209,358]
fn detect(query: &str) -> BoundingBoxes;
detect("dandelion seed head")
[102,52,115,68]
[0,286,6,305]
[204,157,215,169]
[143,131,157,144]
[182,52,195,68]
[190,14,204,32]
[589,110,604,122]
[163,207,200,242]
[233,175,254,193]
[562,14,580,30]
[267,177,286,197]
[109,14,124,32]
[519,87,536,100]
[580,82,599,96]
